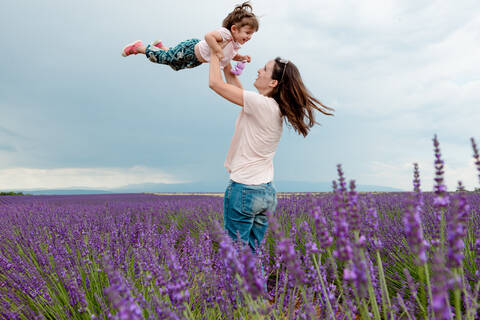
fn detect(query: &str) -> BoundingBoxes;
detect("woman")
[209,51,333,252]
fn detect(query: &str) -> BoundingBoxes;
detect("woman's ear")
[269,79,279,89]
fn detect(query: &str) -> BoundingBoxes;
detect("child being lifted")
[121,2,258,72]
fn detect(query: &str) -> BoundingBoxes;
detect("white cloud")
[360,153,479,192]
[270,1,480,120]
[1,0,478,191]
[0,166,183,190]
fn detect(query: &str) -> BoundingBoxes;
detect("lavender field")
[1,137,480,320]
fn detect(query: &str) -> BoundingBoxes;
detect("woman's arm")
[209,53,244,107]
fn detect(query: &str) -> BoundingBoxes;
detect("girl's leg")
[145,39,201,71]
[135,45,147,54]
[152,40,168,51]
[145,44,172,65]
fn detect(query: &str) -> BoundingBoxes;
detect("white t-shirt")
[197,27,241,69]
[225,90,283,185]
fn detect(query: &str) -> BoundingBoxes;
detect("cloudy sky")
[1,0,479,191]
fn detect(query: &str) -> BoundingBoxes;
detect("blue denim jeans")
[224,180,277,252]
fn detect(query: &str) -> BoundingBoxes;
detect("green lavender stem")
[313,254,335,319]
[376,250,393,320]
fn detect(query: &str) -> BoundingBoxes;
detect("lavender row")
[0,136,479,319]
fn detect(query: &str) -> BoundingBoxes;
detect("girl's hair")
[270,58,334,137]
[223,1,259,32]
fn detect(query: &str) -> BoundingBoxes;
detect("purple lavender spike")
[471,137,480,185]
[348,180,360,231]
[310,205,333,250]
[413,163,421,193]
[446,193,469,268]
[433,135,449,208]
[332,164,353,262]
[344,248,369,298]
[403,163,428,265]
[103,257,143,320]
[430,253,453,320]
[432,135,449,250]
[336,164,347,194]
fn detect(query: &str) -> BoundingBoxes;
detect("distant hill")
[4,180,403,195]
[20,189,114,195]
[274,181,402,192]
[112,181,402,193]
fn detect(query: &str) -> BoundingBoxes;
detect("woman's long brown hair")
[270,58,334,137]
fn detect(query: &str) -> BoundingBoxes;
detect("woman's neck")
[257,88,272,96]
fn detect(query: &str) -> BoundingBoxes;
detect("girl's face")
[231,25,255,44]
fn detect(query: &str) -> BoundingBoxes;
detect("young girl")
[121,2,258,72]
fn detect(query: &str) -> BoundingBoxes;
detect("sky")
[1,0,479,192]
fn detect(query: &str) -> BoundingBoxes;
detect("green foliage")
[0,191,25,195]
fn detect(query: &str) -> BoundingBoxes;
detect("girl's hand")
[215,39,231,60]
[233,54,251,62]
[220,39,232,49]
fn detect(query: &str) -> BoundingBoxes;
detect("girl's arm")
[204,31,225,60]
[209,53,243,107]
[223,64,243,89]
[233,54,251,63]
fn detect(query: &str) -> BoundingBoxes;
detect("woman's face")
[254,60,277,94]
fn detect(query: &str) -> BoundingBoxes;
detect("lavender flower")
[164,247,190,308]
[403,163,428,265]
[311,206,333,249]
[238,244,265,299]
[333,210,353,262]
[366,206,383,249]
[430,253,452,320]
[348,180,360,231]
[431,135,449,250]
[471,137,480,185]
[215,221,265,304]
[433,135,449,208]
[332,164,353,262]
[103,258,143,320]
[276,236,305,285]
[215,224,242,305]
[343,247,369,298]
[446,193,469,268]
[336,164,348,194]
[61,270,86,312]
[413,163,421,193]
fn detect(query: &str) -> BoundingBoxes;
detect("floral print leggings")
[145,38,202,71]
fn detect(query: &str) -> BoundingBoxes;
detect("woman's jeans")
[223,180,277,252]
